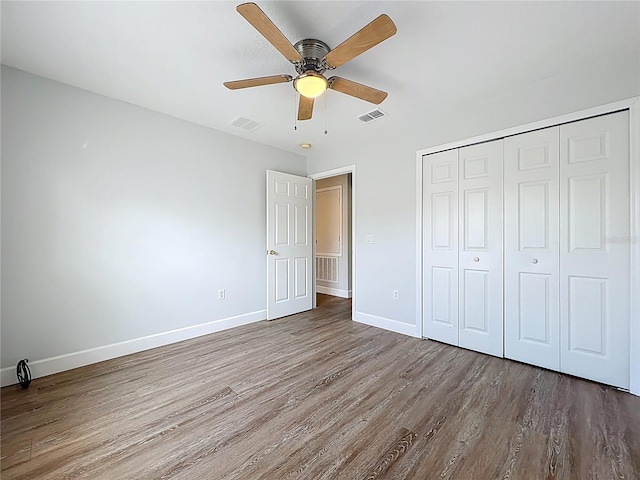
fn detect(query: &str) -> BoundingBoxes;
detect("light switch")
[365,235,374,244]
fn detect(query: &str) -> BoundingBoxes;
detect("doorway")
[315,173,352,299]
[309,166,356,319]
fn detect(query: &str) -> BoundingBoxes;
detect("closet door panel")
[504,127,560,370]
[560,111,630,389]
[423,150,459,346]
[458,140,504,357]
[462,269,489,332]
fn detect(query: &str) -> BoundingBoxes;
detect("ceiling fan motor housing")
[293,39,331,74]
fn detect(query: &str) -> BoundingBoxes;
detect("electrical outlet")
[365,234,374,244]
[218,289,226,300]
[393,290,399,300]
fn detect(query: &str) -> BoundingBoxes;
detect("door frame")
[416,97,640,396]
[308,165,356,320]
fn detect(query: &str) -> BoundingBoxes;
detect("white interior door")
[559,111,630,388]
[458,140,504,357]
[423,149,459,346]
[266,170,313,320]
[504,127,560,370]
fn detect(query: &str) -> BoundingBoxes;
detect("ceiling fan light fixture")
[294,72,327,99]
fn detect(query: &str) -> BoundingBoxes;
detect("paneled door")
[504,127,560,370]
[423,149,459,346]
[559,111,630,389]
[458,140,504,357]
[266,170,313,320]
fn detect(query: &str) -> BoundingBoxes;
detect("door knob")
[531,258,538,264]
[473,257,480,262]
[268,250,277,255]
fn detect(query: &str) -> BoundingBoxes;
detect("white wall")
[0,66,305,380]
[315,174,351,297]
[309,137,419,335]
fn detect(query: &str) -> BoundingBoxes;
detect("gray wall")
[307,47,640,331]
[1,66,306,368]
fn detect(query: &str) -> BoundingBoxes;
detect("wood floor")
[2,295,639,479]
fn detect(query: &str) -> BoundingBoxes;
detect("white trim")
[316,286,352,298]
[312,179,317,309]
[417,98,638,157]
[308,165,356,181]
[309,165,356,322]
[0,310,266,387]
[416,97,640,396]
[630,99,640,396]
[354,311,419,338]
[416,149,424,338]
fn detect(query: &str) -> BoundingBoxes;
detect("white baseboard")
[316,286,352,298]
[353,311,419,338]
[0,310,266,388]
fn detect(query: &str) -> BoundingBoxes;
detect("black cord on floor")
[17,359,31,389]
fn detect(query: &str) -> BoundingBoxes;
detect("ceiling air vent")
[229,116,264,132]
[357,108,387,123]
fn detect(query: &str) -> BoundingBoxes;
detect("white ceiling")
[2,1,639,155]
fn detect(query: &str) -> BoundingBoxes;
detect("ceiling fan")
[223,2,397,121]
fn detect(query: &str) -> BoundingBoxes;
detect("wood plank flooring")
[2,294,639,479]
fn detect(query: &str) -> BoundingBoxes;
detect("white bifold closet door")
[424,110,630,388]
[504,127,560,370]
[559,111,630,389]
[423,149,459,346]
[458,140,504,357]
[423,141,504,357]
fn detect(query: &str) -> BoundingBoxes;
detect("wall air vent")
[316,256,338,283]
[229,116,264,132]
[357,108,387,123]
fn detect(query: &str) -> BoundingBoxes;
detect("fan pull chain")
[294,93,298,131]
[324,94,328,135]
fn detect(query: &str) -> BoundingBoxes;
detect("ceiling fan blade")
[236,3,302,64]
[328,77,388,104]
[224,74,292,90]
[298,95,314,121]
[323,14,397,68]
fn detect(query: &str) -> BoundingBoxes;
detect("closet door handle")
[531,258,538,264]
[473,257,480,262]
